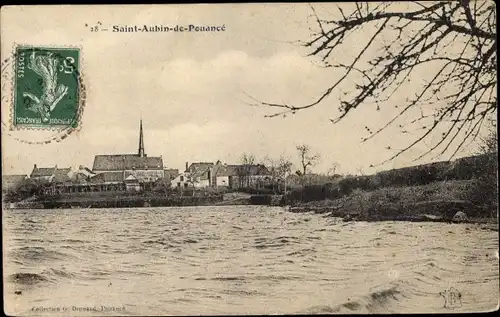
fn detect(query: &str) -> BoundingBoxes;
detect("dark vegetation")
[288,153,496,201]
[3,180,48,203]
[39,194,224,209]
[287,151,497,219]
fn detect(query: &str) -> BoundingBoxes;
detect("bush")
[466,176,498,217]
[3,180,46,202]
[466,127,498,217]
[236,187,275,195]
[249,195,272,205]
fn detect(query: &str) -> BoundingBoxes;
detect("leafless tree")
[327,162,340,176]
[263,156,279,192]
[471,121,498,217]
[277,156,293,180]
[477,120,498,155]
[252,2,496,165]
[277,156,293,194]
[263,155,293,193]
[153,178,171,196]
[185,174,198,196]
[356,166,366,176]
[296,144,320,175]
[238,153,256,188]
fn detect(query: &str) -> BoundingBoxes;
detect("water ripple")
[3,206,498,315]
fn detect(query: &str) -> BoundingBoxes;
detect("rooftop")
[93,154,164,171]
[90,171,124,183]
[30,166,71,179]
[186,162,215,179]
[213,164,272,177]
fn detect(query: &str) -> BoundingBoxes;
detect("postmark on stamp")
[12,46,80,129]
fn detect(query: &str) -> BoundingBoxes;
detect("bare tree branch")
[251,2,496,163]
[296,144,321,175]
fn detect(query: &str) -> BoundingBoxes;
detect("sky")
[1,4,494,176]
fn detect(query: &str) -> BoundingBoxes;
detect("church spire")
[138,119,145,157]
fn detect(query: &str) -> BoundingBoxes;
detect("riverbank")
[4,180,497,225]
[6,193,224,209]
[288,180,498,224]
[4,191,287,209]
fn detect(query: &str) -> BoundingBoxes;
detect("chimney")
[34,164,37,168]
[185,162,189,172]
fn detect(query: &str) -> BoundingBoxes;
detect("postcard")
[2,3,498,316]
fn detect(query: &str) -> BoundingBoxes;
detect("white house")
[171,162,214,188]
[171,161,273,189]
[210,162,234,187]
[124,174,141,191]
[171,172,190,188]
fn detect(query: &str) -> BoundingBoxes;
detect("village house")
[210,161,233,187]
[171,162,214,188]
[89,171,126,187]
[72,165,96,183]
[163,168,180,181]
[171,172,189,188]
[171,160,273,189]
[222,163,272,189]
[29,165,73,184]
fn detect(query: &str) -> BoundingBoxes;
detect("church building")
[91,120,164,184]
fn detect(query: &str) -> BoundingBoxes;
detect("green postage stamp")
[12,46,81,128]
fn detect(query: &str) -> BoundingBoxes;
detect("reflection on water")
[3,206,499,315]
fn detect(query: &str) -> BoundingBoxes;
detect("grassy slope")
[291,180,497,222]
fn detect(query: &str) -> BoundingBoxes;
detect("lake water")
[3,206,499,315]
